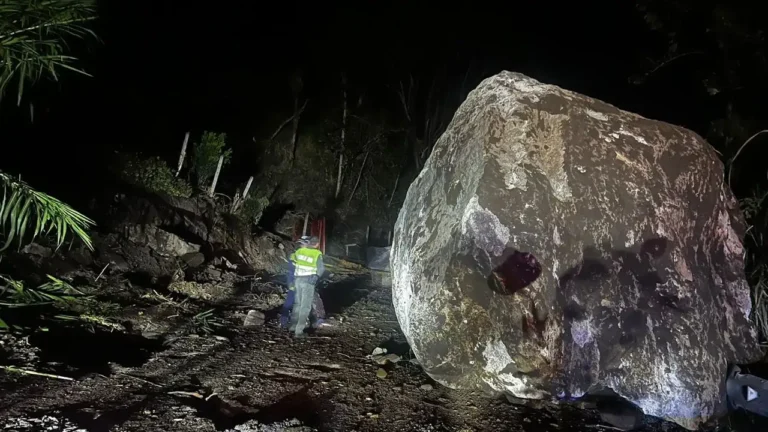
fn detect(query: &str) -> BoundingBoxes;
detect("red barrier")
[292,216,326,254]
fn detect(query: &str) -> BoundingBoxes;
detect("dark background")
[1,1,766,204]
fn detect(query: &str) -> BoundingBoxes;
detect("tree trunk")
[176,131,190,177]
[335,72,348,198]
[209,155,224,197]
[347,150,370,207]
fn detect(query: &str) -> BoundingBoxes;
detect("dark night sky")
[0,2,732,203]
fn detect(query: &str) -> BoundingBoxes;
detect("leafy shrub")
[240,196,270,226]
[192,132,232,188]
[119,154,193,198]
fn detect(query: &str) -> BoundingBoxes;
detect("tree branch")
[268,99,308,141]
[347,150,370,207]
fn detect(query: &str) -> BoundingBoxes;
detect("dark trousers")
[280,289,325,328]
[289,276,319,335]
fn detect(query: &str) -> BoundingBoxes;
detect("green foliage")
[0,274,82,307]
[0,0,98,105]
[192,131,232,188]
[0,171,95,252]
[188,308,224,335]
[240,195,269,226]
[119,154,193,198]
[742,187,768,343]
[741,190,768,221]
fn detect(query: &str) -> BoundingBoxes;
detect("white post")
[231,176,254,212]
[176,131,190,177]
[209,155,224,197]
[242,176,253,200]
[302,213,310,237]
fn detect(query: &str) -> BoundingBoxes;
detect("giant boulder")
[391,71,763,430]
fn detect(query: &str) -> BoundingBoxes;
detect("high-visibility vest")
[291,247,322,277]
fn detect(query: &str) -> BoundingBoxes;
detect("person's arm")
[316,254,325,277]
[287,260,295,282]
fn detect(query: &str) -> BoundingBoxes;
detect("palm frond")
[0,274,83,306]
[0,171,95,252]
[0,0,97,105]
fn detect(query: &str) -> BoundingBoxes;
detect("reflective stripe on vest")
[291,247,321,277]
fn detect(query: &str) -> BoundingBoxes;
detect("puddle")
[27,324,167,377]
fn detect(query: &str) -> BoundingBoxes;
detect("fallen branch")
[0,365,73,381]
[118,372,161,387]
[95,263,109,281]
[168,390,205,399]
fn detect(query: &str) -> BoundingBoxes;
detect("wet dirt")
[0,278,763,431]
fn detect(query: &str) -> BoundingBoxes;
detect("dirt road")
[0,275,749,431]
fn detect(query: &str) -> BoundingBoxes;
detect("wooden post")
[176,131,190,177]
[208,155,224,197]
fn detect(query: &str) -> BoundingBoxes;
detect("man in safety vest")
[288,235,325,338]
[279,260,327,329]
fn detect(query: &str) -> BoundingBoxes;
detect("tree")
[0,0,97,106]
[0,0,98,251]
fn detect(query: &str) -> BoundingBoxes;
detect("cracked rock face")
[390,71,764,430]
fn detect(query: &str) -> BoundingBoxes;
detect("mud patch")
[27,325,166,377]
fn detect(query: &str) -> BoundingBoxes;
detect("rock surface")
[390,71,764,429]
[101,187,289,275]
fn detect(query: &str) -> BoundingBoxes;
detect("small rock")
[371,347,387,356]
[372,353,401,365]
[384,353,401,363]
[420,384,433,391]
[181,252,206,268]
[376,369,387,379]
[203,267,223,280]
[22,242,53,258]
[244,310,265,327]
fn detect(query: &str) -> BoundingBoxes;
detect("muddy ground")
[0,270,763,432]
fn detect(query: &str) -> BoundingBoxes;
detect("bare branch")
[347,151,370,207]
[268,99,308,141]
[388,172,400,208]
[632,51,705,85]
[728,129,768,187]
